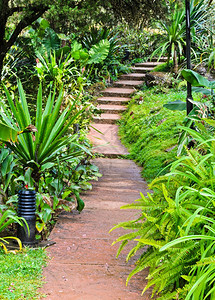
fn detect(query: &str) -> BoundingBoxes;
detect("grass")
[119,85,202,182]
[0,247,48,299]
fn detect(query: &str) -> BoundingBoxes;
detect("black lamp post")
[17,189,37,246]
[185,0,193,115]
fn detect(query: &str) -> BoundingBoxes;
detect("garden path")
[41,60,162,299]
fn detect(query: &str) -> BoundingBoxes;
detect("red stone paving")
[120,73,146,81]
[93,113,121,124]
[131,67,153,73]
[113,80,143,88]
[135,62,163,67]
[40,65,160,299]
[88,124,129,157]
[97,104,126,114]
[41,159,151,300]
[97,96,130,105]
[101,87,135,98]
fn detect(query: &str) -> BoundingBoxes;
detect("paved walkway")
[41,61,161,299]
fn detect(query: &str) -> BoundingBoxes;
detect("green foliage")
[0,81,85,187]
[163,100,186,111]
[81,26,127,81]
[115,23,163,61]
[152,61,174,72]
[152,5,185,72]
[152,0,214,73]
[0,208,27,253]
[74,191,85,212]
[0,247,48,299]
[182,69,215,89]
[113,123,215,299]
[119,87,187,181]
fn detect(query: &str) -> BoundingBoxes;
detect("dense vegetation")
[112,0,215,296]
[0,0,215,298]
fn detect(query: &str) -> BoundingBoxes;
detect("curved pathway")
[41,61,161,299]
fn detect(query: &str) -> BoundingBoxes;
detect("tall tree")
[0,0,168,78]
[0,1,50,77]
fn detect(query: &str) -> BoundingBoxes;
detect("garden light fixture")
[17,189,37,246]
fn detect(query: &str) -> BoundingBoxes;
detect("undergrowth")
[0,247,48,299]
[119,86,201,181]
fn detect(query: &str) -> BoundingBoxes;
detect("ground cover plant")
[112,119,215,299]
[114,67,215,298]
[119,85,202,182]
[0,247,48,299]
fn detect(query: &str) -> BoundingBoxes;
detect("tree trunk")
[0,2,48,80]
[0,47,7,80]
[173,48,178,74]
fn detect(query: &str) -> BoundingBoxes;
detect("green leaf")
[36,221,45,233]
[42,28,61,52]
[0,123,20,143]
[62,190,71,200]
[53,195,59,210]
[163,100,186,111]
[74,191,85,212]
[181,69,211,88]
[41,162,55,171]
[88,39,110,64]
[160,235,215,252]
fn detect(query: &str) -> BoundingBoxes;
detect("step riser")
[97,99,129,105]
[92,151,126,158]
[93,118,118,125]
[151,58,167,62]
[113,82,142,89]
[102,91,134,97]
[131,68,153,74]
[99,109,125,114]
[120,74,145,81]
[135,63,162,68]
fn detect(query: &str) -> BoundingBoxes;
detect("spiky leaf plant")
[0,81,86,188]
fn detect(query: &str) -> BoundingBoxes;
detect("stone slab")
[101,87,134,97]
[93,113,121,124]
[97,97,130,105]
[120,73,145,81]
[41,158,150,299]
[88,124,129,156]
[131,67,154,73]
[113,80,143,88]
[97,104,126,114]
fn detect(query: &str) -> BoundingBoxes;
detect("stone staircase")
[89,59,165,157]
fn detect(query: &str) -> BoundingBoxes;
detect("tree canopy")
[0,0,168,77]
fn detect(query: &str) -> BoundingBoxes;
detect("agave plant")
[0,81,86,189]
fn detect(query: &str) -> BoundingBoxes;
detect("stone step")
[120,73,145,81]
[151,57,168,62]
[88,124,129,157]
[93,113,121,124]
[135,62,163,68]
[113,80,143,88]
[97,96,130,105]
[101,87,134,98]
[97,104,126,114]
[131,66,154,74]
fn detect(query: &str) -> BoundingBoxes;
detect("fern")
[111,127,215,299]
